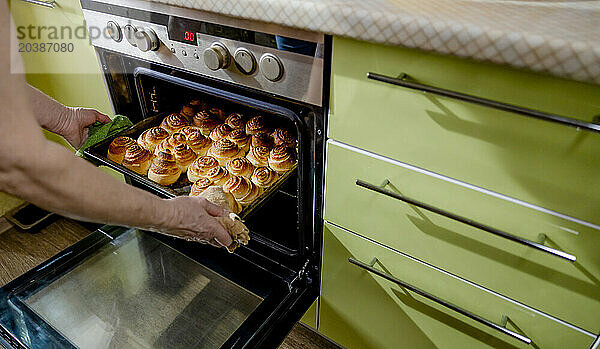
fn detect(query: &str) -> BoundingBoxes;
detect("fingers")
[202,199,227,217]
[206,218,233,247]
[94,110,111,124]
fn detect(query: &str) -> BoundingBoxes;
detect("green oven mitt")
[76,114,133,158]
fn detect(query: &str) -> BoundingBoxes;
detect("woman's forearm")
[26,85,72,133]
[0,138,173,231]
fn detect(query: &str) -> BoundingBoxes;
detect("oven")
[0,0,329,348]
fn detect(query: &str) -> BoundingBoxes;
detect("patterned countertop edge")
[148,0,600,85]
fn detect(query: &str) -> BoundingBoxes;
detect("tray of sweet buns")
[84,100,298,219]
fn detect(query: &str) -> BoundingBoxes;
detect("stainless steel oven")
[0,1,329,347]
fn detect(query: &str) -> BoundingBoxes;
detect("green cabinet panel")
[300,299,318,328]
[319,223,594,349]
[324,141,600,333]
[329,36,600,227]
[9,0,112,116]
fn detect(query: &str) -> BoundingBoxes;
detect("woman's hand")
[157,196,233,248]
[55,107,111,148]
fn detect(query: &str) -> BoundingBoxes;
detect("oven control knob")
[233,48,256,75]
[123,24,137,46]
[203,43,230,71]
[259,53,284,82]
[135,28,160,52]
[106,21,122,42]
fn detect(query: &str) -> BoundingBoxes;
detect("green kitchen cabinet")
[328,36,600,227]
[300,299,318,329]
[319,222,595,348]
[323,141,600,333]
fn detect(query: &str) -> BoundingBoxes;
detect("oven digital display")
[167,16,201,46]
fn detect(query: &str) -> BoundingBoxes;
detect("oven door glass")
[0,226,316,349]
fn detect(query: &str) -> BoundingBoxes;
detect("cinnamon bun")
[189,177,213,196]
[223,176,251,202]
[154,132,187,155]
[251,132,274,150]
[160,113,189,134]
[148,150,182,185]
[207,139,241,166]
[173,143,197,172]
[207,107,225,121]
[226,128,251,154]
[107,136,136,164]
[183,128,211,156]
[225,113,245,130]
[245,115,268,135]
[180,104,196,121]
[137,127,169,152]
[122,144,153,175]
[251,166,279,188]
[268,145,297,173]
[246,146,270,167]
[225,157,255,179]
[192,111,221,136]
[187,155,220,182]
[206,166,232,186]
[209,123,233,142]
[188,99,206,112]
[272,128,297,148]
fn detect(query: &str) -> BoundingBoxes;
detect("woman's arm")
[26,85,111,148]
[0,4,232,248]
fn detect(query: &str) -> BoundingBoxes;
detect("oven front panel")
[81,0,324,106]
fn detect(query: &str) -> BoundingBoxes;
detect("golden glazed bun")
[272,128,297,148]
[187,155,220,182]
[206,166,232,186]
[160,113,189,134]
[251,166,279,188]
[225,157,255,179]
[154,132,187,155]
[226,129,251,154]
[268,145,297,173]
[225,113,245,130]
[181,128,211,156]
[245,115,268,135]
[137,127,169,152]
[193,111,221,136]
[251,132,274,150]
[198,186,242,215]
[148,150,182,185]
[189,177,213,196]
[246,146,270,167]
[107,136,136,164]
[173,143,197,172]
[223,176,262,206]
[207,139,241,166]
[209,123,233,142]
[122,144,153,175]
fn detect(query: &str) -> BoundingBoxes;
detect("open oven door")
[0,224,319,349]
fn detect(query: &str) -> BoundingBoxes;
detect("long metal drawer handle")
[19,0,56,8]
[356,179,576,262]
[366,72,600,134]
[349,257,532,344]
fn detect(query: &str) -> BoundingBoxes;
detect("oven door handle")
[355,179,576,262]
[366,72,600,134]
[348,257,532,345]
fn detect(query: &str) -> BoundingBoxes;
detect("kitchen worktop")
[147,0,600,85]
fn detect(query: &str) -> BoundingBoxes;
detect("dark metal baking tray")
[83,113,297,219]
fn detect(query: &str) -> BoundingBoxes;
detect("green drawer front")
[329,37,600,227]
[319,223,595,349]
[324,141,600,333]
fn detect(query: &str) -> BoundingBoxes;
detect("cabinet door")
[319,223,595,349]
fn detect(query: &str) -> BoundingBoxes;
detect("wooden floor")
[0,217,339,349]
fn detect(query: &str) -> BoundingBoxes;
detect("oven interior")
[96,51,323,273]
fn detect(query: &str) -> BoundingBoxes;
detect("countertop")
[148,0,600,85]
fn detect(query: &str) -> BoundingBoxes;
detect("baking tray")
[83,113,297,219]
